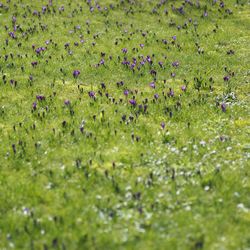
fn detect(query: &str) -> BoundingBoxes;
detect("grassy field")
[0,0,249,249]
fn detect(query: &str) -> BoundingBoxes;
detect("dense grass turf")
[0,0,249,249]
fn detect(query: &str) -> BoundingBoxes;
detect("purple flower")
[161,122,165,129]
[154,93,159,100]
[9,32,16,39]
[36,95,45,101]
[172,35,177,40]
[101,83,106,89]
[124,90,129,96]
[10,79,15,85]
[150,70,157,76]
[158,61,163,67]
[31,61,38,67]
[117,81,124,87]
[139,44,144,48]
[64,100,70,105]
[12,16,17,23]
[42,6,47,13]
[88,91,95,98]
[32,102,37,110]
[149,82,155,88]
[122,60,130,65]
[181,85,187,92]
[59,6,65,11]
[172,61,179,67]
[220,2,225,8]
[73,70,80,78]
[162,39,168,45]
[168,88,174,97]
[99,59,105,65]
[122,48,128,53]
[223,76,230,81]
[221,103,226,112]
[129,99,136,106]
[146,56,152,63]
[130,63,136,69]
[35,48,42,54]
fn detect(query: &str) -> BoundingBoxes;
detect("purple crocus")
[101,83,106,89]
[64,100,70,106]
[36,95,45,101]
[32,102,37,110]
[88,91,95,98]
[172,61,179,67]
[172,35,177,40]
[223,76,230,81]
[124,90,129,96]
[35,48,41,54]
[31,61,38,67]
[146,56,152,63]
[73,70,80,78]
[161,122,165,129]
[149,82,155,88]
[99,59,105,65]
[122,48,128,53]
[220,1,225,8]
[9,32,16,39]
[181,85,187,92]
[158,61,163,68]
[221,103,226,112]
[168,88,174,97]
[162,39,168,45]
[154,93,159,100]
[150,70,157,76]
[12,16,17,23]
[129,99,136,106]
[42,6,47,14]
[130,63,136,70]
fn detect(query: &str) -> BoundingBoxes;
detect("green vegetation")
[0,0,249,249]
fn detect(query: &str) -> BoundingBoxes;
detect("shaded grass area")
[0,0,250,249]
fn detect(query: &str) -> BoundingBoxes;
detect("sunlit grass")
[0,0,249,249]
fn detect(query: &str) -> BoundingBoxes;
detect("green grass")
[0,0,250,249]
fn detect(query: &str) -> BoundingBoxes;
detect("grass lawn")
[0,0,249,249]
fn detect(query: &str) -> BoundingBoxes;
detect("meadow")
[0,0,249,249]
